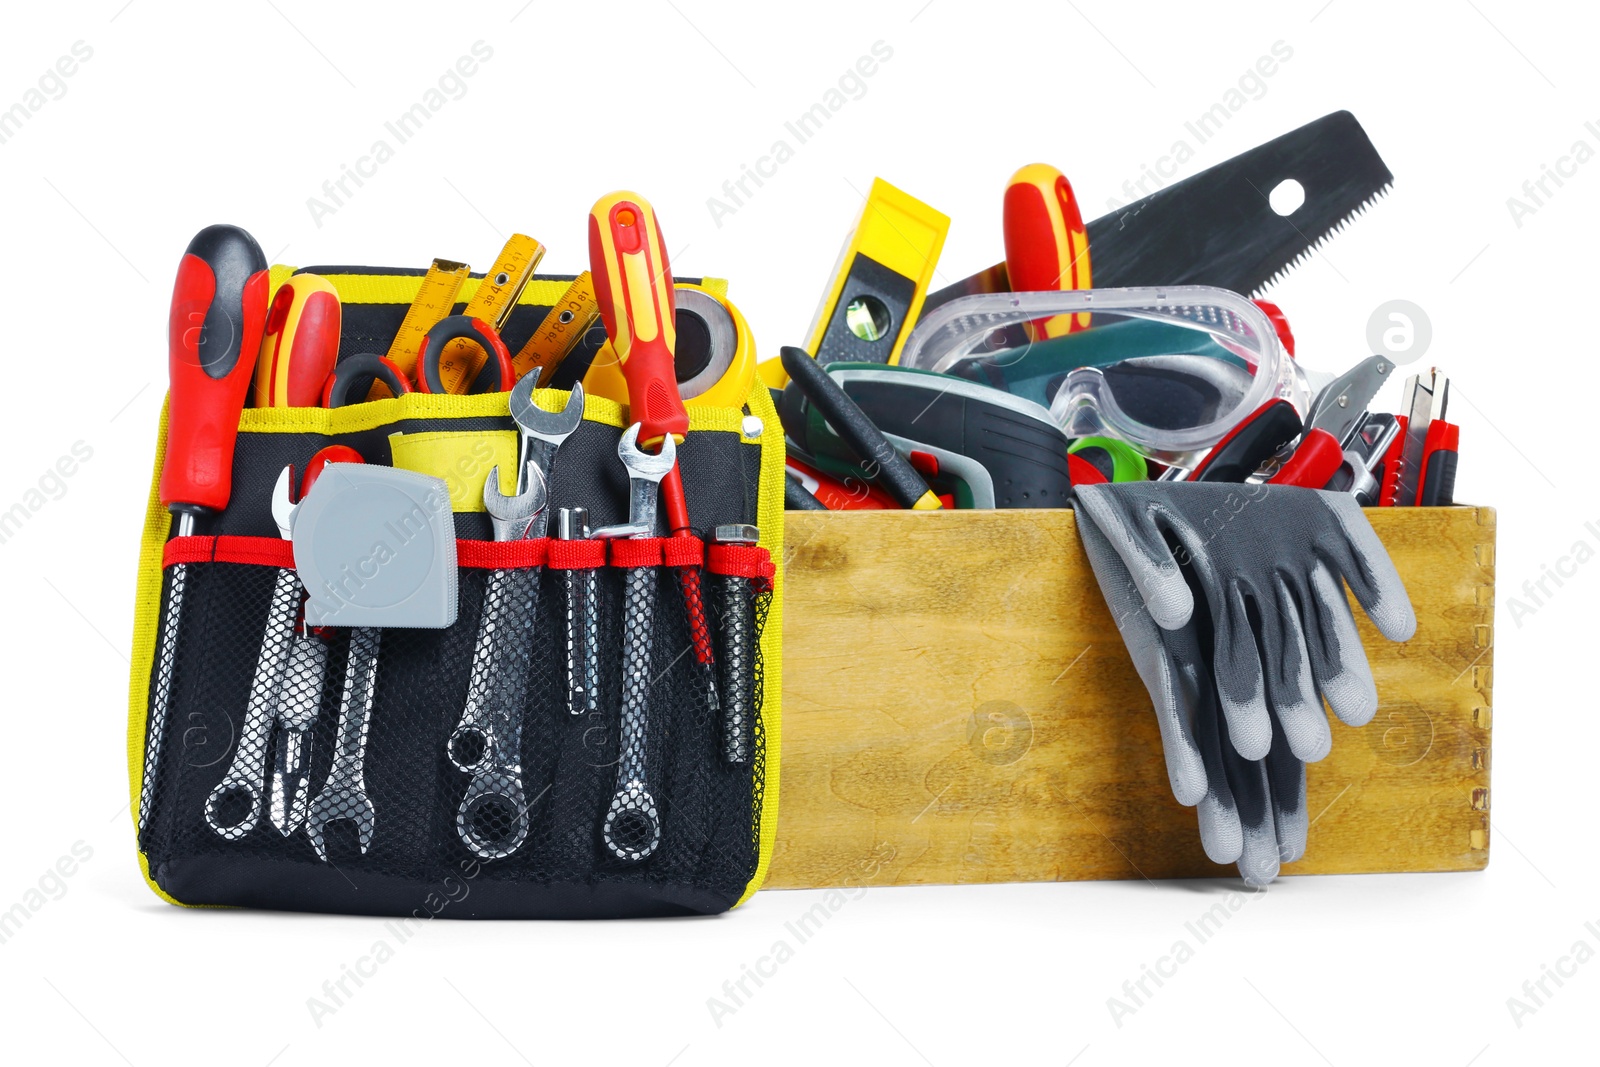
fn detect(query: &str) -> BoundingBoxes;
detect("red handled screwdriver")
[588,192,715,665]
[139,224,270,832]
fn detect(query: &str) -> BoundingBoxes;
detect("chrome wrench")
[269,626,328,835]
[454,461,546,860]
[307,625,381,860]
[204,467,302,840]
[447,382,580,770]
[593,425,676,862]
[508,376,585,536]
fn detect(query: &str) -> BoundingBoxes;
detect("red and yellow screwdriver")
[588,191,713,663]
[1002,163,1092,339]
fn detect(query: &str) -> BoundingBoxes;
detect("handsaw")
[921,111,1393,314]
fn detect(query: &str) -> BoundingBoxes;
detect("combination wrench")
[593,425,676,862]
[453,461,546,859]
[307,625,381,860]
[446,381,584,774]
[204,465,305,840]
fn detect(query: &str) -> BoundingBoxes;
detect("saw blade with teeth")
[922,110,1393,312]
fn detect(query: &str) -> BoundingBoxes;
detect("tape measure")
[434,233,545,393]
[377,257,469,398]
[512,271,600,383]
[582,284,756,409]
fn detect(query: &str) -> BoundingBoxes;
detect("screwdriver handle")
[1002,163,1091,340]
[161,224,269,516]
[253,273,341,408]
[588,191,687,448]
[780,346,941,510]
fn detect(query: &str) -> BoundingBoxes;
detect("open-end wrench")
[508,375,585,537]
[307,625,380,860]
[204,465,303,841]
[593,425,676,862]
[454,461,546,860]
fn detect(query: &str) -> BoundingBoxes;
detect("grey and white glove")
[1076,482,1416,885]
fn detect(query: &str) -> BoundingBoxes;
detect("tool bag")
[126,269,785,919]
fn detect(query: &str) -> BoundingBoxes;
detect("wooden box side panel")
[766,507,1494,889]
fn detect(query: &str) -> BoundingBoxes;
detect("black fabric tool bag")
[127,270,784,919]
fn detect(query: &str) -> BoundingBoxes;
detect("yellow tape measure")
[435,234,545,393]
[376,258,469,399]
[513,271,600,384]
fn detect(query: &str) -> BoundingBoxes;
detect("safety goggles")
[899,286,1309,467]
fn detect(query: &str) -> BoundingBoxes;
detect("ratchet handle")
[589,191,687,448]
[162,224,269,514]
[1003,163,1091,339]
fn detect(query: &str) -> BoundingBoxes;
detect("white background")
[2,0,1595,1063]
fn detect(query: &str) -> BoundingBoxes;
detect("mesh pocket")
[137,536,766,919]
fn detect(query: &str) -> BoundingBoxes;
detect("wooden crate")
[766,506,1495,888]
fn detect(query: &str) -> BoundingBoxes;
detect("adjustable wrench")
[593,425,676,862]
[204,465,304,840]
[307,625,380,860]
[453,461,546,860]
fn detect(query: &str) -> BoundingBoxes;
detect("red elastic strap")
[164,535,297,569]
[707,544,775,580]
[458,538,549,569]
[546,539,607,570]
[662,535,705,569]
[609,537,666,568]
[162,535,216,568]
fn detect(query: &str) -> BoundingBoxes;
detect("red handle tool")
[589,190,692,536]
[1268,428,1345,488]
[161,224,270,525]
[1002,163,1091,340]
[254,273,341,408]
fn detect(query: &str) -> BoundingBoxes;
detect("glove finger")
[1266,706,1309,864]
[1218,729,1281,887]
[1194,679,1243,865]
[1318,491,1418,642]
[1213,580,1273,761]
[1074,485,1194,629]
[1304,561,1381,727]
[1080,515,1210,804]
[1262,575,1333,761]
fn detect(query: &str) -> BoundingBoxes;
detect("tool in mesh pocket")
[711,524,761,765]
[557,507,600,717]
[307,625,380,861]
[593,426,677,862]
[452,462,546,860]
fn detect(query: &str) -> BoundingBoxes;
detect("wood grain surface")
[765,506,1495,888]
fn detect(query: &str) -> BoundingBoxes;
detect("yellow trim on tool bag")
[735,380,786,907]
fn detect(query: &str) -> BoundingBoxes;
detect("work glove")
[1075,482,1416,885]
